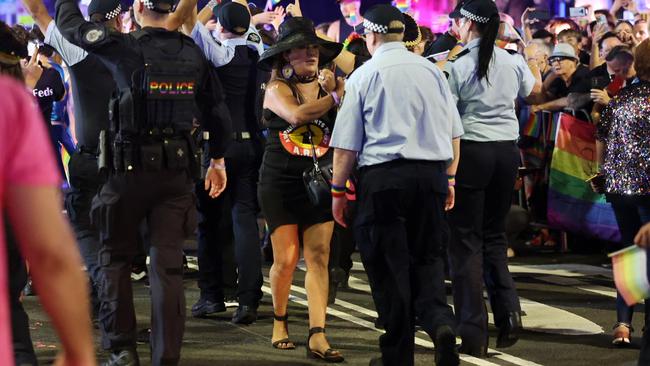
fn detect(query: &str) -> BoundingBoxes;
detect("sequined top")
[597,80,650,195]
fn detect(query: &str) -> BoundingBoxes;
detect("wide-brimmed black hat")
[258,17,343,71]
[460,0,498,24]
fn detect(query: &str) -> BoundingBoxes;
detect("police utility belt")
[98,129,201,178]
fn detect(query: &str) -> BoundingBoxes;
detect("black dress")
[258,83,337,234]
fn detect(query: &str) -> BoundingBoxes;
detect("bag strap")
[305,126,320,172]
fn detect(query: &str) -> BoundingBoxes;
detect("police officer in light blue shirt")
[330,5,461,366]
[444,0,541,358]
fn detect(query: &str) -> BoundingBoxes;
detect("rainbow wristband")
[331,184,346,192]
[447,175,456,187]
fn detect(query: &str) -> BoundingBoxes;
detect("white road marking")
[261,283,504,366]
[345,263,604,336]
[292,264,545,366]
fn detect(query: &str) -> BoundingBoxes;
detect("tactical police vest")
[112,29,200,136]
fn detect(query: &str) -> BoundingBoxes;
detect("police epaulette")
[448,49,470,63]
[506,49,518,55]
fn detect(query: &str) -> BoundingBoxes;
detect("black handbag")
[302,126,333,208]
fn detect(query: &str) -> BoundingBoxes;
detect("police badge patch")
[247,32,261,44]
[83,27,105,45]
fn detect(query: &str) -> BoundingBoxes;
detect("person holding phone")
[594,39,650,350]
[611,0,639,21]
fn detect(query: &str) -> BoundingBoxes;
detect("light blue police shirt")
[330,42,464,168]
[446,38,536,141]
[191,22,263,67]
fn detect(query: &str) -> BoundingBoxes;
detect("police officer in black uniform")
[188,0,265,324]
[54,0,232,364]
[21,0,121,318]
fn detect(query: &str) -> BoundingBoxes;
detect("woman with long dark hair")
[258,16,345,362]
[444,0,542,357]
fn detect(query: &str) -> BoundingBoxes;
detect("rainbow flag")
[609,245,650,306]
[547,113,620,242]
[522,112,541,138]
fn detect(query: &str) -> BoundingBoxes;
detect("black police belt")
[232,131,252,141]
[105,129,197,175]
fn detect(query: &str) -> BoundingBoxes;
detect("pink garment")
[0,76,60,365]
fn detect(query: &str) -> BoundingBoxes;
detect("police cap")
[88,0,122,21]
[213,1,250,36]
[362,4,404,34]
[449,0,467,19]
[460,0,499,24]
[141,0,178,14]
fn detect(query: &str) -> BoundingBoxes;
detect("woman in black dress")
[258,17,345,362]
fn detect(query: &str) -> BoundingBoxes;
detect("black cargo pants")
[91,169,196,366]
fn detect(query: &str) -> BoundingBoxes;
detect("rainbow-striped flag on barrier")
[547,113,621,242]
[609,245,650,306]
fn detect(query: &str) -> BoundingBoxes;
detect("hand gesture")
[252,11,277,26]
[22,49,42,89]
[318,69,336,93]
[270,6,285,31]
[590,88,611,105]
[286,0,302,17]
[635,222,650,248]
[592,23,609,43]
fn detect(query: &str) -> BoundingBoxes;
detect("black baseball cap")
[213,1,250,35]
[88,0,122,20]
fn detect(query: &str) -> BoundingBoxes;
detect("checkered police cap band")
[142,0,156,10]
[105,4,122,20]
[362,18,404,34]
[460,8,490,23]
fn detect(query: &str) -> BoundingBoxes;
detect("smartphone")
[529,10,550,21]
[591,76,610,90]
[569,7,588,18]
[597,14,608,25]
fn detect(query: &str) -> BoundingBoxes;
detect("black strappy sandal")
[306,327,344,363]
[272,313,296,350]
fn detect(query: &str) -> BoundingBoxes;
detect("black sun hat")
[258,17,343,71]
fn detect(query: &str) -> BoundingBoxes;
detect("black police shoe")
[191,298,226,318]
[434,326,460,366]
[101,349,140,366]
[458,343,487,358]
[496,311,523,348]
[232,305,258,325]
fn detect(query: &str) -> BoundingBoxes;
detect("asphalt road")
[25,252,644,366]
